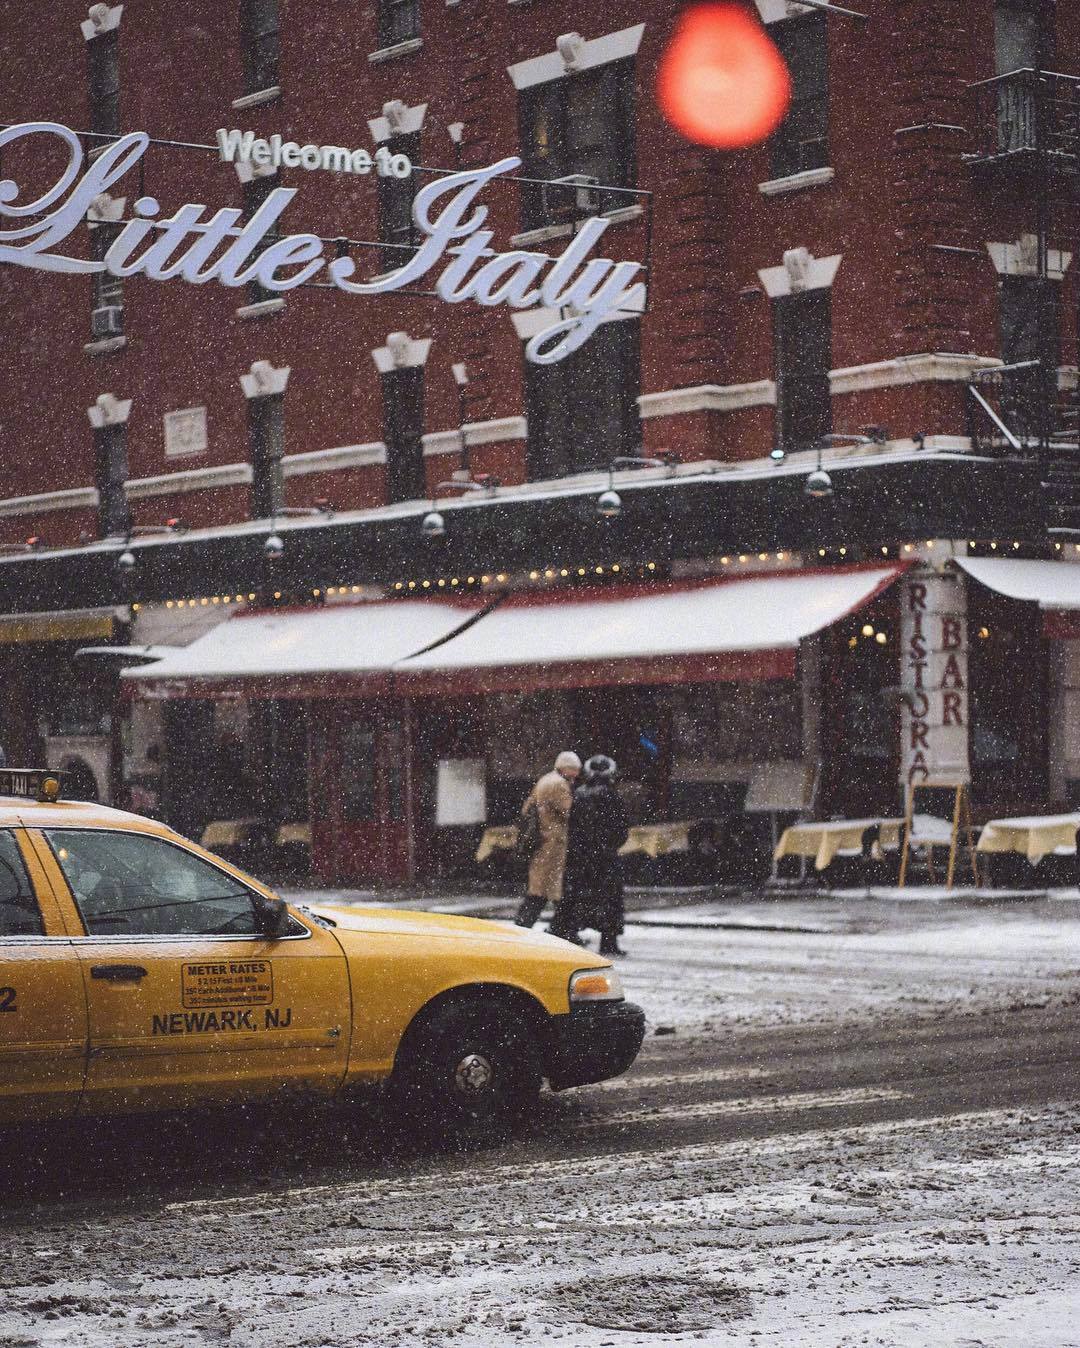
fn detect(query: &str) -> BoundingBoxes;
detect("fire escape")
[965,65,1080,531]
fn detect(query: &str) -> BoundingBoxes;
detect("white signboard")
[0,121,644,364]
[435,759,487,827]
[164,406,207,459]
[899,568,970,786]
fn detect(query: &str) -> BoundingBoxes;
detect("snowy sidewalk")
[280,881,1080,938]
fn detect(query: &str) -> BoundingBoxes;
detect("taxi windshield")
[45,829,257,938]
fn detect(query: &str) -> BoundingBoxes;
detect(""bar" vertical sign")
[900,567,970,786]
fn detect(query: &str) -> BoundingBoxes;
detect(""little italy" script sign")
[0,121,645,364]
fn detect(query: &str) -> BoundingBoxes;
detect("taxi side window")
[45,830,258,938]
[0,830,44,937]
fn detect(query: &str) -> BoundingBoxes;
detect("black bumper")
[545,1001,646,1091]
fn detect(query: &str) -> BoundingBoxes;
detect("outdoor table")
[976,811,1080,865]
[475,824,519,863]
[474,820,694,863]
[775,818,893,871]
[618,821,692,858]
[200,817,262,849]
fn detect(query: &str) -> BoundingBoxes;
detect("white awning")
[123,599,485,697]
[396,565,905,694]
[955,557,1080,610]
[76,644,178,666]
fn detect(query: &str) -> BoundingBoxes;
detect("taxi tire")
[394,1000,542,1148]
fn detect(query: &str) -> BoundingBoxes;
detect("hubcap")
[454,1052,494,1093]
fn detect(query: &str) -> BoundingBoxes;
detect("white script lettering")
[0,122,645,362]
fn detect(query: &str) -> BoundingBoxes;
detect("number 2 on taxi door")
[0,986,17,1012]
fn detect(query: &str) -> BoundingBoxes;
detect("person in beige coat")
[514,751,582,929]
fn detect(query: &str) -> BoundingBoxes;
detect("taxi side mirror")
[252,894,291,939]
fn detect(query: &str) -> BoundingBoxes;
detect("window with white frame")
[768,12,828,180]
[774,288,832,452]
[240,0,280,95]
[249,392,285,518]
[377,132,420,272]
[383,366,425,504]
[518,59,636,230]
[88,200,124,342]
[999,274,1059,441]
[241,168,282,305]
[378,0,420,48]
[87,24,120,139]
[524,319,640,480]
[94,424,130,536]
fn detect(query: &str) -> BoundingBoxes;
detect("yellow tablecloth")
[475,825,519,863]
[276,822,312,847]
[619,821,692,858]
[201,817,262,849]
[775,818,903,872]
[976,811,1080,865]
[475,820,693,863]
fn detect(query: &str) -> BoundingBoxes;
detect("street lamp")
[803,430,884,500]
[595,451,680,519]
[113,518,188,575]
[262,501,334,560]
[421,474,500,538]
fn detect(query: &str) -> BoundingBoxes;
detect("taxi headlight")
[569,968,624,1003]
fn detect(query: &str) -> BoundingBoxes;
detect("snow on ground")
[588,902,1080,1036]
[6,1102,1078,1347]
[3,896,1079,1346]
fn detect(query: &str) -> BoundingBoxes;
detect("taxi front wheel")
[394,1001,542,1147]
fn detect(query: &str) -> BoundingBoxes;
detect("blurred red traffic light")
[657,4,792,149]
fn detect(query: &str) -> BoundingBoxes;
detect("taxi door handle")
[90,964,149,983]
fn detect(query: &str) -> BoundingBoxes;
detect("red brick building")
[1,0,1078,884]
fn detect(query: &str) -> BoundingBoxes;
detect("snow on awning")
[395,564,905,695]
[122,598,486,699]
[955,557,1080,610]
[75,644,178,666]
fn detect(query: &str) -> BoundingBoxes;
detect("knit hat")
[554,751,583,772]
[584,754,617,781]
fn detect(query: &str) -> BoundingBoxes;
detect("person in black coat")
[556,755,631,956]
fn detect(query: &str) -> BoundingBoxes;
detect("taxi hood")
[298,902,591,952]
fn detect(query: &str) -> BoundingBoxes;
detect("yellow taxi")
[0,769,644,1143]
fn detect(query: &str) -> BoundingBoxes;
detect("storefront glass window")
[341,720,377,819]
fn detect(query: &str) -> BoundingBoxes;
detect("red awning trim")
[1043,609,1080,640]
[398,647,796,698]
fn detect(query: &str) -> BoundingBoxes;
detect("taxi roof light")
[0,767,63,803]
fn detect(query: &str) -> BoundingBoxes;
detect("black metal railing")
[966,68,1080,174]
[967,361,1080,455]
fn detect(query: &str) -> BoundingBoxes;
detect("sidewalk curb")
[626,918,831,934]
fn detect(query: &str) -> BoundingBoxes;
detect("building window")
[87,27,120,140]
[249,391,285,518]
[769,13,828,180]
[774,288,832,452]
[378,133,420,272]
[518,59,635,230]
[94,422,129,536]
[241,0,280,95]
[242,169,281,305]
[378,0,420,48]
[525,319,640,480]
[89,221,124,341]
[383,366,425,504]
[999,274,1059,440]
[992,0,1053,153]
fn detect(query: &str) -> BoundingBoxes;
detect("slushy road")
[2,905,1079,1346]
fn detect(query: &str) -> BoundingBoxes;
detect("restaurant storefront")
[123,561,915,885]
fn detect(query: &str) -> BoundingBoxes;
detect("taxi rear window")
[0,830,43,937]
